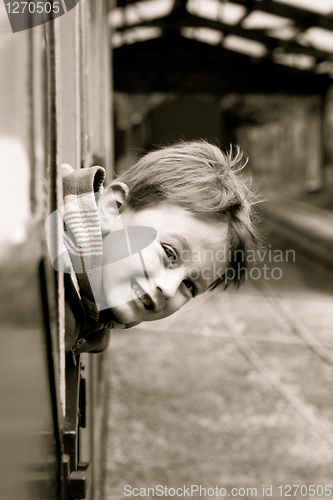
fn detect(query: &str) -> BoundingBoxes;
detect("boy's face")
[101,201,229,328]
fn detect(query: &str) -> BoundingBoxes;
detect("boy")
[56,140,260,362]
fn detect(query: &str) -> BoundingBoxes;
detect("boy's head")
[97,140,260,327]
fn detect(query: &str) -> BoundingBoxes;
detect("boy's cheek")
[101,259,144,308]
[141,241,165,277]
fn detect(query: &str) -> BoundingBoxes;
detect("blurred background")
[105,0,333,498]
[0,0,333,499]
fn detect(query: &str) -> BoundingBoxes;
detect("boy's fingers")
[97,321,126,330]
[71,338,87,365]
[70,321,127,363]
[71,329,111,359]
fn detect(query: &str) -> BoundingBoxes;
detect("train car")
[0,1,113,498]
[2,1,333,499]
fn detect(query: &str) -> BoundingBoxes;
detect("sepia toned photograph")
[0,1,333,499]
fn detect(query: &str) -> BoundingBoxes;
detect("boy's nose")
[151,267,185,308]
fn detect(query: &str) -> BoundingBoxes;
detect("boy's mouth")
[131,278,154,309]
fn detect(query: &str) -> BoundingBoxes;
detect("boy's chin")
[122,320,142,329]
[99,306,141,329]
[109,307,142,329]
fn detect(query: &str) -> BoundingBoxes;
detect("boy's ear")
[97,182,129,233]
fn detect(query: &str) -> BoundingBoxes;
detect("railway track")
[211,288,333,447]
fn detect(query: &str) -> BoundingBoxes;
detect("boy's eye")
[182,279,197,297]
[162,244,178,263]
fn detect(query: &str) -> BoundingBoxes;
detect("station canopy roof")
[109,0,333,94]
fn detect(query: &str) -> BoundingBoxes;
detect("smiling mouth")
[131,278,154,309]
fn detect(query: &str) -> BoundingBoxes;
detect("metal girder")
[113,35,330,94]
[111,0,333,90]
[170,0,188,15]
[114,0,333,31]
[115,0,140,6]
[115,13,333,62]
[231,0,333,32]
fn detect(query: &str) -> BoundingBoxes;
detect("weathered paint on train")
[0,1,114,498]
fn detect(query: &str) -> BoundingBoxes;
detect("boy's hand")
[76,294,126,352]
[70,319,126,363]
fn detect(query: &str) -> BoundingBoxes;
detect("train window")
[0,13,60,500]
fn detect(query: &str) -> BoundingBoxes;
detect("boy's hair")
[112,140,261,289]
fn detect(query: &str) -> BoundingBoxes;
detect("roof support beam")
[231,0,333,32]
[115,13,333,62]
[113,37,330,94]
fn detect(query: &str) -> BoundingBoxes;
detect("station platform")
[261,198,333,273]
